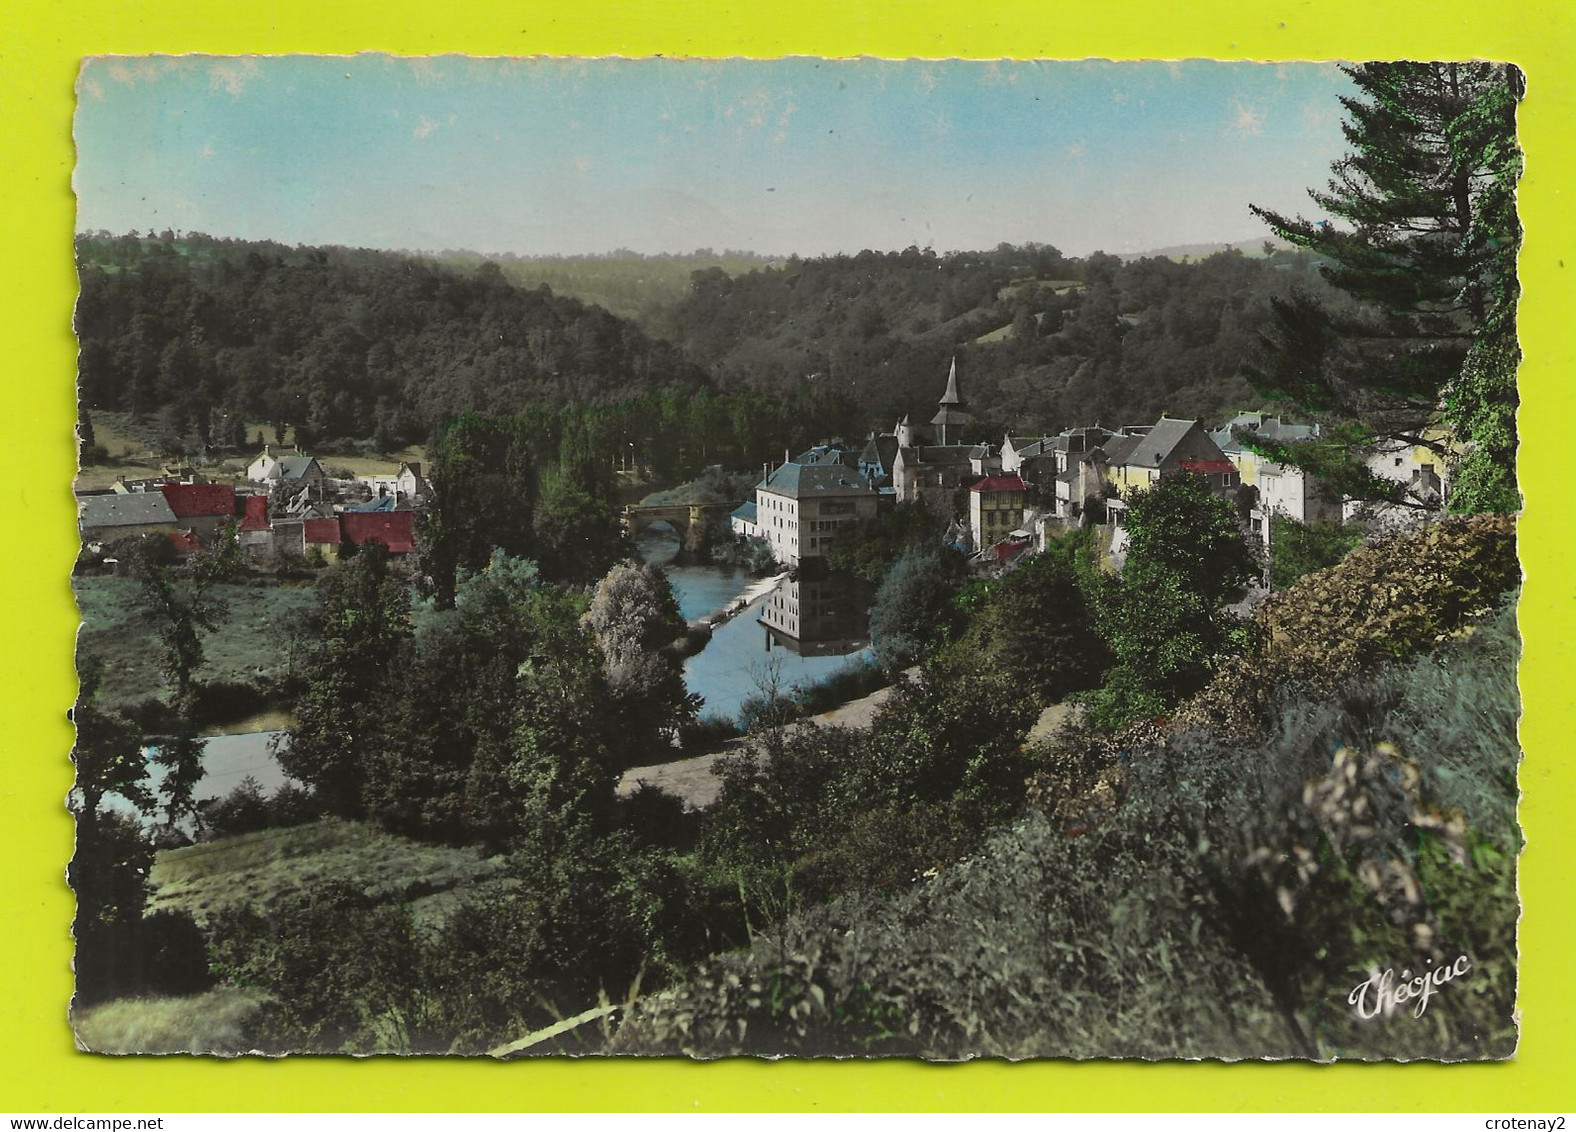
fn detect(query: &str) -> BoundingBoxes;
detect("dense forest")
[75,232,1337,459]
[669,242,1339,434]
[73,231,713,453]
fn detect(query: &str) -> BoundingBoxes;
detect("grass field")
[148,817,512,932]
[73,986,268,1054]
[74,409,426,490]
[74,575,321,711]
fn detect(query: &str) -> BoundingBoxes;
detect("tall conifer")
[1247,62,1522,513]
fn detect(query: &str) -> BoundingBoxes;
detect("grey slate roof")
[910,444,979,464]
[859,435,900,475]
[1124,417,1199,468]
[79,492,177,529]
[259,454,323,481]
[731,500,759,524]
[759,462,876,498]
[1210,414,1321,453]
[1100,432,1144,467]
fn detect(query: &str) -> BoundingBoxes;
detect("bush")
[207,882,430,1053]
[1176,514,1518,739]
[200,776,271,838]
[136,910,214,996]
[869,543,967,670]
[1269,514,1362,589]
[626,599,1519,1060]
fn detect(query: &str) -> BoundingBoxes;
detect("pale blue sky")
[74,56,1356,258]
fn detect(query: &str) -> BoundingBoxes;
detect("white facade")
[754,461,880,567]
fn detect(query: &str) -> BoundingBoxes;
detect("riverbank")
[617,669,915,810]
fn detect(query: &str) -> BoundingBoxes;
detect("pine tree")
[1247,62,1522,513]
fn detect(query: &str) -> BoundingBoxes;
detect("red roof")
[168,530,203,554]
[993,536,1031,562]
[238,494,270,532]
[1179,459,1237,476]
[968,473,1028,493]
[340,510,416,554]
[303,517,342,545]
[161,482,236,519]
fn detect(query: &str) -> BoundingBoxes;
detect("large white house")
[753,460,881,566]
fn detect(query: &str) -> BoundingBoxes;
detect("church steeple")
[929,355,972,445]
[939,355,965,407]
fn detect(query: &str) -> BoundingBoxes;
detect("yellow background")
[3,0,1571,1112]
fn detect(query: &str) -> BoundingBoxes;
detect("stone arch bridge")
[622,501,737,552]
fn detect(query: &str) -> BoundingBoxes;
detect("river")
[106,531,873,818]
[635,527,875,724]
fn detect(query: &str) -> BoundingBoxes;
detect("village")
[76,353,1445,599]
[59,56,1524,1065]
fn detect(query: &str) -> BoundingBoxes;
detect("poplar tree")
[1247,62,1523,514]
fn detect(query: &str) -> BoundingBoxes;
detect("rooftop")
[759,461,876,498]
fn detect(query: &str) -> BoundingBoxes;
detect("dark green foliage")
[584,561,699,759]
[703,669,1034,923]
[623,598,1518,1059]
[74,233,710,451]
[928,536,1109,707]
[868,542,968,670]
[135,911,214,997]
[672,243,1316,436]
[131,534,224,703]
[71,658,154,837]
[208,883,430,1053]
[530,470,627,586]
[199,776,272,838]
[1249,63,1522,513]
[71,812,156,1007]
[618,784,696,853]
[1087,473,1256,729]
[1178,513,1518,739]
[278,543,413,818]
[1269,514,1363,589]
[824,503,946,584]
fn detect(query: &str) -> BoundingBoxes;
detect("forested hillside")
[432,248,781,337]
[76,233,1338,464]
[74,232,713,452]
[671,243,1339,435]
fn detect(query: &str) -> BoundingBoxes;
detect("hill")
[672,242,1337,435]
[74,232,714,452]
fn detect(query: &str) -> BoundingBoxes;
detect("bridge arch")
[623,502,735,553]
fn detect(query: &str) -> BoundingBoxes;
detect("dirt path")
[616,669,917,810]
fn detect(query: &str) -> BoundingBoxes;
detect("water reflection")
[634,525,752,622]
[760,573,875,658]
[681,570,874,722]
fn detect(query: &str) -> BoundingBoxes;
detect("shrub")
[868,543,967,670]
[1085,473,1256,729]
[1269,514,1363,589]
[136,910,213,996]
[627,603,1519,1060]
[1175,514,1518,739]
[207,882,429,1053]
[200,776,271,838]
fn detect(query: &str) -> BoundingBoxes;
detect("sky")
[74,56,1357,259]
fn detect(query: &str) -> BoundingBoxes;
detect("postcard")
[68,55,1522,1061]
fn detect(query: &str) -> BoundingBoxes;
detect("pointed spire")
[939,355,963,406]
